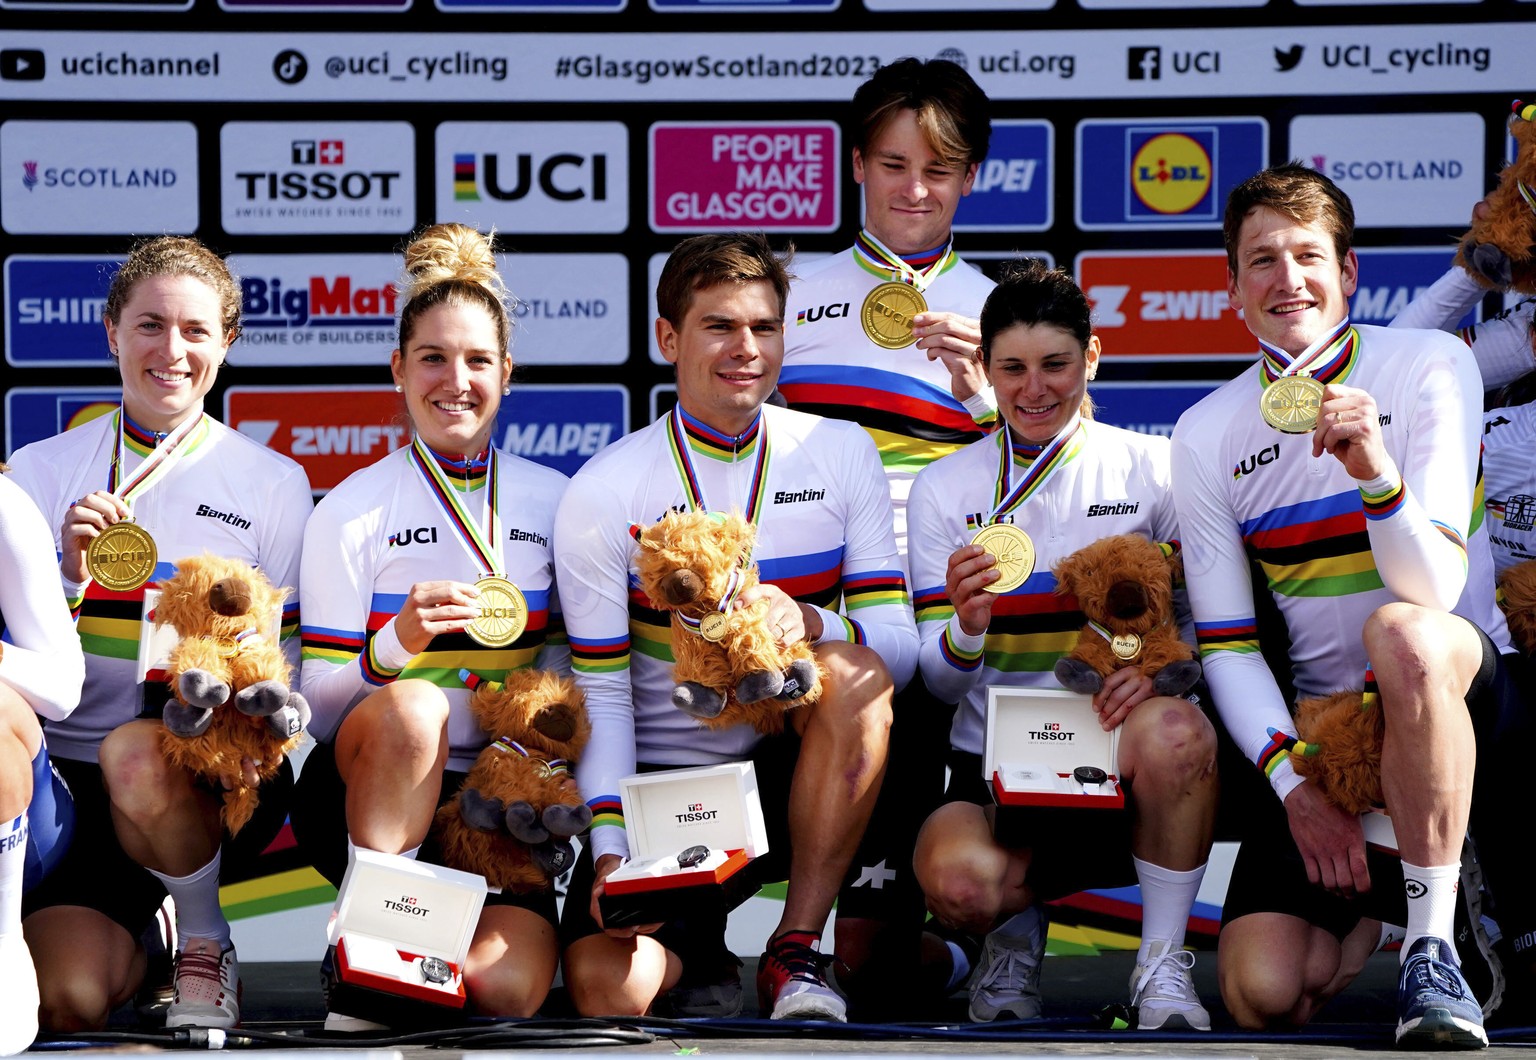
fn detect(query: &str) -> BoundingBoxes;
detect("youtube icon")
[1,49,45,81]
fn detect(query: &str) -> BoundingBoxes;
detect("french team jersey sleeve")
[0,475,84,722]
[299,488,389,744]
[553,471,640,864]
[908,461,984,704]
[1356,330,1481,611]
[1171,415,1306,802]
[811,426,918,689]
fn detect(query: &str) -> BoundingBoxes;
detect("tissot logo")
[1233,442,1279,480]
[222,122,413,235]
[1029,727,1074,741]
[383,894,430,915]
[675,801,718,823]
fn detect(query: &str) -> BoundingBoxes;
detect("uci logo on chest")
[1233,443,1280,481]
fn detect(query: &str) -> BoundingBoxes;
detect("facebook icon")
[1128,47,1161,80]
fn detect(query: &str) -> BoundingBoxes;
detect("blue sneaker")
[1395,936,1488,1049]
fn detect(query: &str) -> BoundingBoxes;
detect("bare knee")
[341,682,451,770]
[813,642,895,733]
[914,804,1007,933]
[1120,697,1217,790]
[562,937,666,1018]
[98,721,179,817]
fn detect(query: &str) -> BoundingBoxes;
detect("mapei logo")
[1233,442,1280,480]
[221,122,413,234]
[438,122,628,234]
[1131,133,1213,217]
[953,120,1052,233]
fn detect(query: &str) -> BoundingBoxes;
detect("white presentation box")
[328,849,487,1019]
[601,761,767,928]
[1363,808,1399,856]
[985,686,1124,810]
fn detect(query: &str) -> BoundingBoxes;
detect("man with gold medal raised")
[6,237,312,1034]
[907,260,1218,1029]
[1172,165,1525,1047]
[293,224,571,1023]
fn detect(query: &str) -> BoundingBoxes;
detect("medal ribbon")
[407,437,503,578]
[677,567,746,639]
[108,409,205,507]
[664,406,772,526]
[852,229,955,293]
[1259,318,1359,388]
[986,417,1084,524]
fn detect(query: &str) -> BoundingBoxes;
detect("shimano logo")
[195,504,252,530]
[1233,442,1280,480]
[509,527,549,547]
[389,526,438,547]
[1086,501,1139,517]
[774,488,825,504]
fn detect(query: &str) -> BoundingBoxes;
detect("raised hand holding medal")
[970,416,1084,595]
[1257,320,1358,437]
[853,230,955,350]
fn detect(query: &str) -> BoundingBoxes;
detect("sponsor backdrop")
[0,0,1528,960]
[0,8,1529,490]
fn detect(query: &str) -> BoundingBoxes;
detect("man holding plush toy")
[1172,163,1531,1049]
[553,232,917,1023]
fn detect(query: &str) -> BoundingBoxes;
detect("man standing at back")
[1172,163,1533,1049]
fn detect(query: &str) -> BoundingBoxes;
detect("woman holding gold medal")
[904,260,1220,1030]
[6,237,312,1033]
[292,224,570,1022]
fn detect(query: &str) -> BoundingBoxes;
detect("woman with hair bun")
[6,235,312,1035]
[293,223,569,1022]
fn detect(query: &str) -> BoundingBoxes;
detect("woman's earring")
[394,384,403,393]
[502,385,511,395]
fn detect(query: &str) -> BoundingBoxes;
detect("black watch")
[420,956,452,985]
[677,844,710,869]
[1073,765,1108,795]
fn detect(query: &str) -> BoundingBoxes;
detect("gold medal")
[698,611,729,642]
[971,523,1035,595]
[1111,633,1143,661]
[467,576,527,648]
[860,282,927,350]
[85,521,157,592]
[1261,375,1325,434]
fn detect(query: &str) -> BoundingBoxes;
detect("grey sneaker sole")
[1395,1009,1490,1050]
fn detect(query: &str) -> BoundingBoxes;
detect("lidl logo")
[1130,133,1212,216]
[1076,118,1267,231]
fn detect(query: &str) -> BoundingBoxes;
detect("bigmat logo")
[221,122,413,234]
[650,122,839,233]
[228,254,398,366]
[226,386,408,492]
[1351,247,1480,329]
[1,121,197,235]
[1076,117,1267,231]
[437,122,627,234]
[4,255,122,367]
[1076,250,1253,359]
[1291,113,1483,228]
[952,120,1052,232]
[5,387,119,455]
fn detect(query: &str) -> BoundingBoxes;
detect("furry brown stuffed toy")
[154,553,311,834]
[1050,533,1201,698]
[1497,558,1536,654]
[1456,99,1536,295]
[1289,689,1384,815]
[434,668,592,892]
[632,509,823,735]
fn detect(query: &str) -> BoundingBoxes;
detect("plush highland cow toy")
[434,668,592,892]
[632,509,824,735]
[1051,534,1201,698]
[1497,558,1536,655]
[154,553,310,834]
[1456,99,1536,295]
[1290,690,1385,816]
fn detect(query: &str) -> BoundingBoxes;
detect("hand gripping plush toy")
[632,509,824,735]
[1050,534,1202,698]
[1287,687,1385,815]
[434,668,592,892]
[1456,99,1536,294]
[154,553,311,834]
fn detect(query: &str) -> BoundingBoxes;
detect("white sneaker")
[165,938,240,1029]
[1130,940,1210,1031]
[968,905,1047,1022]
[0,934,40,1056]
[323,1011,391,1033]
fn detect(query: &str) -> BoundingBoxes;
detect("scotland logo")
[22,160,37,192]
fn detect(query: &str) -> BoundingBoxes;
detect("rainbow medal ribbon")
[85,409,205,592]
[1258,319,1358,435]
[853,230,955,350]
[408,438,526,649]
[664,406,771,642]
[972,417,1084,595]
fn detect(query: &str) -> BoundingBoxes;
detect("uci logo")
[795,302,849,326]
[1130,133,1213,216]
[1233,443,1280,481]
[389,526,438,547]
[454,152,607,203]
